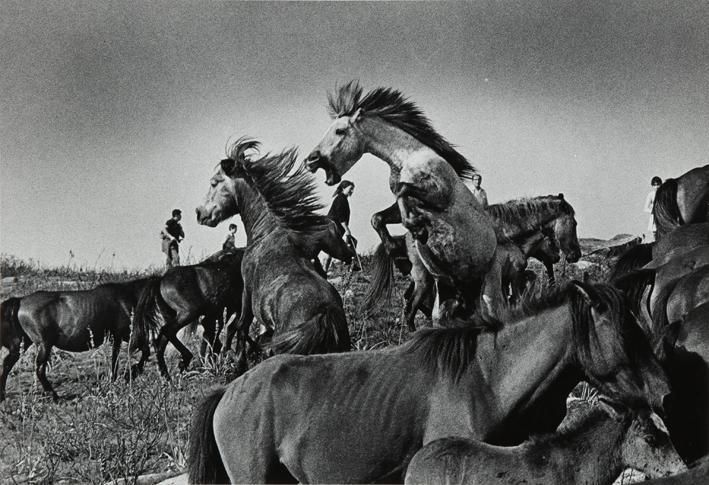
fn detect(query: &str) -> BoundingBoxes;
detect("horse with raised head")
[653,165,709,239]
[188,281,670,484]
[405,401,684,485]
[305,81,499,315]
[132,249,244,379]
[2,278,152,401]
[196,138,351,373]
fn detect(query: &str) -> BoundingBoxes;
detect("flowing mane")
[327,81,476,179]
[487,194,575,231]
[226,139,330,234]
[405,281,650,402]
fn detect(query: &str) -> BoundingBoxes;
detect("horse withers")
[405,400,684,485]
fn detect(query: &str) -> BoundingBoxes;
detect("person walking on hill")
[469,173,489,208]
[644,176,662,241]
[223,223,238,252]
[161,209,184,267]
[324,180,360,273]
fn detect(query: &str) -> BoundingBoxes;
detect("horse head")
[618,405,686,478]
[546,194,581,262]
[196,137,260,227]
[568,282,670,417]
[306,107,366,186]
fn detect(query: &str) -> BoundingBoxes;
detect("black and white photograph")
[1,1,708,483]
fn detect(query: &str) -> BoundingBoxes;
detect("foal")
[405,401,685,485]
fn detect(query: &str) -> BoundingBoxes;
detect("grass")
[0,247,620,483]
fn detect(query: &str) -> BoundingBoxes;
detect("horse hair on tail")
[131,278,168,352]
[653,179,683,235]
[1,297,27,346]
[361,242,394,315]
[269,306,351,355]
[188,387,228,485]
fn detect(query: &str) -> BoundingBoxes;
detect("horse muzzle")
[305,152,341,185]
[195,206,219,227]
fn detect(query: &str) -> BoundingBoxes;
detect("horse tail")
[269,306,351,355]
[609,243,654,280]
[188,387,228,484]
[653,179,683,236]
[131,278,167,352]
[0,297,27,348]
[361,242,395,314]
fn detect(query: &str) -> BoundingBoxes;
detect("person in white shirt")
[469,174,488,208]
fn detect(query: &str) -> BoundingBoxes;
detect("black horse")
[1,278,152,401]
[132,249,244,379]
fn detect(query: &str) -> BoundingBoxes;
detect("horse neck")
[493,201,563,238]
[557,413,626,485]
[234,181,276,242]
[475,304,578,422]
[360,117,438,181]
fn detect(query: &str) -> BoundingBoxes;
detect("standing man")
[644,176,662,242]
[469,174,489,208]
[161,209,184,267]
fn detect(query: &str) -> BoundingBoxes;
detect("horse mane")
[567,282,655,407]
[652,179,682,237]
[487,194,575,234]
[609,243,654,281]
[226,139,330,234]
[327,80,476,179]
[526,403,620,454]
[405,283,571,383]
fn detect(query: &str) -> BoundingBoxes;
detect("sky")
[1,1,708,270]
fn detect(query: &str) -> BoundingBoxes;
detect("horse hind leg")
[110,335,122,381]
[35,342,58,401]
[0,344,22,402]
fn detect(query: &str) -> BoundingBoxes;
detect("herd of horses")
[1,81,708,484]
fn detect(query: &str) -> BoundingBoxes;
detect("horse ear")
[350,108,364,124]
[558,193,564,199]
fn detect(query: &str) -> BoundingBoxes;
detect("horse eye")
[335,128,347,136]
[210,178,218,187]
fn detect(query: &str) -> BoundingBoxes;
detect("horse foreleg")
[404,275,434,332]
[166,329,193,373]
[35,342,58,401]
[200,314,217,358]
[397,196,429,242]
[110,336,122,381]
[371,202,403,254]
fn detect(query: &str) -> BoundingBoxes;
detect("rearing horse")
[196,138,351,373]
[306,81,499,313]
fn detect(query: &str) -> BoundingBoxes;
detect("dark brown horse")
[196,138,351,373]
[132,249,244,379]
[2,278,152,401]
[188,282,669,484]
[653,165,709,239]
[405,401,684,485]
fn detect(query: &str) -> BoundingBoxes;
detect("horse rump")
[269,306,351,355]
[1,297,27,348]
[188,387,228,484]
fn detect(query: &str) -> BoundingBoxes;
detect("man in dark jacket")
[161,209,184,267]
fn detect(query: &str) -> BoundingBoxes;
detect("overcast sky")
[1,1,707,270]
